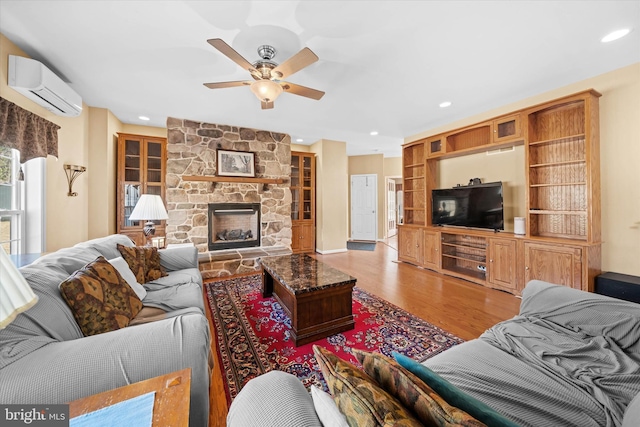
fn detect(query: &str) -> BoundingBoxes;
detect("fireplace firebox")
[208,203,261,251]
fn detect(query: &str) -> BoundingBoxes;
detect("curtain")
[0,97,60,163]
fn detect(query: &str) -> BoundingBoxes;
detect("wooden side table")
[69,368,191,427]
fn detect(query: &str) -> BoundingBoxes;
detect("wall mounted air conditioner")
[8,55,83,117]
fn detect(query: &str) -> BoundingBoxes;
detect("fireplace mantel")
[182,175,286,184]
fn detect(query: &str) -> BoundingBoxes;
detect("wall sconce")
[63,164,86,197]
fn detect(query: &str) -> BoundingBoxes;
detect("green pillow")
[393,353,520,427]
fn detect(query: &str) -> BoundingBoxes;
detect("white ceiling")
[1,1,638,157]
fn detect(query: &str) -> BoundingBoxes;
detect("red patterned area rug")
[205,274,463,403]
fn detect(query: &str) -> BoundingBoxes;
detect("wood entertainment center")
[398,90,601,295]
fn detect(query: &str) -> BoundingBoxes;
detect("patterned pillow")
[59,256,143,336]
[313,345,423,427]
[117,244,167,283]
[353,349,486,426]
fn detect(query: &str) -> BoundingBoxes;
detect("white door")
[387,178,397,237]
[351,174,377,241]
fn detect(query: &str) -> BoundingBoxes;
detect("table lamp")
[0,245,38,329]
[128,194,169,243]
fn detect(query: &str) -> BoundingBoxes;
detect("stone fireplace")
[208,202,260,250]
[165,117,292,277]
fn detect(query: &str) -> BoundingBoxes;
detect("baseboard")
[315,248,348,255]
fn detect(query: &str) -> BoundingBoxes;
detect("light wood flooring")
[206,238,522,426]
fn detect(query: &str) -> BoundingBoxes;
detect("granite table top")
[260,254,357,294]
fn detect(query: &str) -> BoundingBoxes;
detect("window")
[0,146,23,254]
[0,147,44,255]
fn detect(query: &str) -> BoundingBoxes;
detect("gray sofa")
[0,234,211,426]
[228,280,640,427]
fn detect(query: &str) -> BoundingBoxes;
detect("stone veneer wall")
[165,117,292,276]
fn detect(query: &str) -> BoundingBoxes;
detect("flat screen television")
[432,181,504,231]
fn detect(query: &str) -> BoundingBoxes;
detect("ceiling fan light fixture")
[250,80,283,103]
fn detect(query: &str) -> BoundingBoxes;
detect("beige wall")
[1,34,90,250]
[347,155,402,240]
[2,34,169,250]
[291,143,310,152]
[406,63,640,276]
[311,139,348,253]
[348,154,385,239]
[384,157,402,178]
[438,146,526,233]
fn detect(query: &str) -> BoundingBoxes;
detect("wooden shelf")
[530,182,586,187]
[442,265,486,281]
[404,163,424,168]
[442,253,486,264]
[529,159,585,168]
[529,210,587,215]
[528,133,585,146]
[182,175,286,184]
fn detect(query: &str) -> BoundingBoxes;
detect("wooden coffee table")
[260,254,356,346]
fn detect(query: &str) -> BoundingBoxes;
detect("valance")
[0,97,60,164]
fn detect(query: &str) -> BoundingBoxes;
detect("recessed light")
[601,28,630,43]
[439,101,452,108]
[370,131,379,136]
[296,138,304,143]
[138,116,150,121]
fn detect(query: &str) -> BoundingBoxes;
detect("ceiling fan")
[204,38,325,109]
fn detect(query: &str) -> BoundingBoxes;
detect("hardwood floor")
[206,238,522,426]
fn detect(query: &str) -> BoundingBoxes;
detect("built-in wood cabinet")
[426,134,446,157]
[117,133,167,246]
[422,230,441,271]
[526,91,600,243]
[440,232,487,285]
[492,113,522,143]
[402,143,427,225]
[523,242,583,290]
[398,226,423,265]
[291,152,315,253]
[488,238,518,292]
[398,90,601,295]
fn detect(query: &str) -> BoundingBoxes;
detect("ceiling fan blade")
[207,38,259,77]
[281,82,325,100]
[261,101,274,110]
[271,47,319,79]
[203,81,252,89]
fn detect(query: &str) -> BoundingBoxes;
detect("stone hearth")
[165,118,293,277]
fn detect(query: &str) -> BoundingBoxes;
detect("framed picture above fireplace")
[216,149,256,177]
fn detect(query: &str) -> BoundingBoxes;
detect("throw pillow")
[310,386,349,427]
[393,353,519,427]
[59,256,143,336]
[108,256,147,300]
[313,345,423,427]
[353,349,485,426]
[117,244,167,283]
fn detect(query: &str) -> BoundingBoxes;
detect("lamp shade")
[128,194,169,221]
[0,245,38,329]
[250,80,283,103]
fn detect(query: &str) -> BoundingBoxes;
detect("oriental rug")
[204,274,463,403]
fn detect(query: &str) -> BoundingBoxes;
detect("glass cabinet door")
[303,189,312,219]
[291,154,300,220]
[124,139,141,227]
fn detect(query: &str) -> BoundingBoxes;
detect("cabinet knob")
[435,248,438,252]
[416,244,419,247]
[525,266,529,270]
[490,259,494,263]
